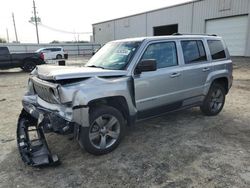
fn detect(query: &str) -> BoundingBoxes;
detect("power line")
[39,23,92,35]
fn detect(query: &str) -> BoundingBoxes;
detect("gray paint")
[22,35,233,128]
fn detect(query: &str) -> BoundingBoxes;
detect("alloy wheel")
[209,88,224,112]
[89,114,120,150]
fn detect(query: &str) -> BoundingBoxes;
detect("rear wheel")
[56,54,62,59]
[22,61,36,72]
[80,106,125,155]
[200,83,226,116]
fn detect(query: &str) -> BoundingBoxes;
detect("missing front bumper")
[17,109,60,167]
[18,95,90,167]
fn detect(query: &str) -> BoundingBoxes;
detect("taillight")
[40,52,44,60]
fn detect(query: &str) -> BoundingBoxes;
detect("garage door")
[206,16,248,56]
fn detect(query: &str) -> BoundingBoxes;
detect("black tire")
[22,61,36,72]
[56,54,63,59]
[80,106,126,155]
[200,83,226,116]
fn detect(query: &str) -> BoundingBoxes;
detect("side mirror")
[135,59,157,74]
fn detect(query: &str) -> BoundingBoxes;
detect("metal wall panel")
[93,0,250,56]
[192,0,250,33]
[114,14,147,39]
[193,0,250,56]
[93,21,115,45]
[146,3,193,35]
[206,15,248,56]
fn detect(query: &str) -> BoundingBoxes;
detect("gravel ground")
[0,57,250,188]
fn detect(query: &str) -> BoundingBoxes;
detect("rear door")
[179,39,213,101]
[133,40,185,114]
[0,47,12,68]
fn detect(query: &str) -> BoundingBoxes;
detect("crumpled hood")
[35,65,128,80]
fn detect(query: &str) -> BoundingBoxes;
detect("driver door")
[133,41,185,116]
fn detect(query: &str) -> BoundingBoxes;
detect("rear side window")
[141,42,178,69]
[207,40,226,60]
[181,40,207,64]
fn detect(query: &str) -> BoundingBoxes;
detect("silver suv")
[17,35,233,166]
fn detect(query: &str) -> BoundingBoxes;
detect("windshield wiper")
[86,65,105,69]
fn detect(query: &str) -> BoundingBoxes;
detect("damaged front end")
[17,65,133,167]
[17,109,61,167]
[17,75,89,167]
[17,97,77,167]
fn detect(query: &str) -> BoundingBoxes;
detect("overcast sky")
[0,0,191,43]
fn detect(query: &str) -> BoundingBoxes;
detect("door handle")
[202,67,210,72]
[170,72,181,78]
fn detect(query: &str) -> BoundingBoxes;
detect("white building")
[92,0,250,56]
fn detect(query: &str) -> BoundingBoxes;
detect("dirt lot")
[0,57,250,188]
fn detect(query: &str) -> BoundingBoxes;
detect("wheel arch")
[211,77,229,94]
[87,96,134,126]
[206,69,232,95]
[56,54,63,59]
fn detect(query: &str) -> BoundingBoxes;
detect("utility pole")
[33,0,40,44]
[6,28,9,43]
[12,13,18,43]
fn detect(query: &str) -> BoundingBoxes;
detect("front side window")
[207,40,226,60]
[181,40,207,64]
[86,41,141,70]
[141,42,178,69]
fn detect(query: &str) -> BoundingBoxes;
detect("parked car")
[17,35,233,166]
[0,46,45,72]
[36,47,68,60]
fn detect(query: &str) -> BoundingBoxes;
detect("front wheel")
[56,54,62,59]
[80,106,126,155]
[200,83,226,116]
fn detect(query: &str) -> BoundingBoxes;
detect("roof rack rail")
[172,33,217,36]
[172,33,182,35]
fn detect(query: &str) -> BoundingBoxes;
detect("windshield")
[86,41,141,70]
